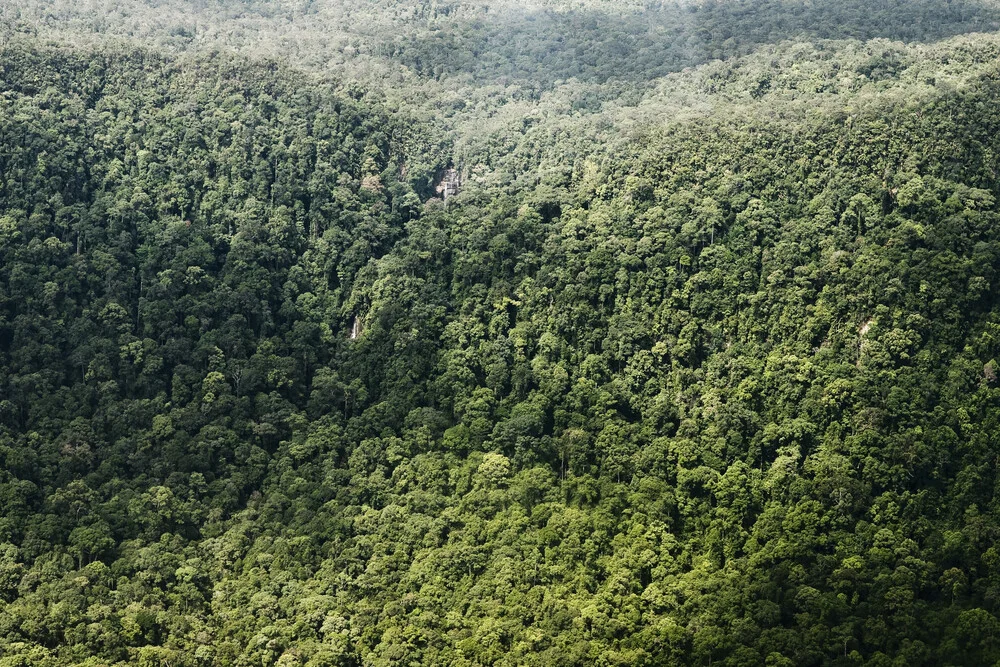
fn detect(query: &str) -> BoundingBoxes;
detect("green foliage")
[4,2,1000,665]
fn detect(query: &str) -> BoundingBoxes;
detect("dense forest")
[4,1,1000,665]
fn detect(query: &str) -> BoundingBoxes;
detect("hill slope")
[3,4,1000,666]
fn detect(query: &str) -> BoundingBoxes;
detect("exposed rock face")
[436,168,461,201]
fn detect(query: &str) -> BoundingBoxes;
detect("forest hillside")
[3,2,1000,665]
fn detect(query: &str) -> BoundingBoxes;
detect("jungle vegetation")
[3,1,1000,665]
